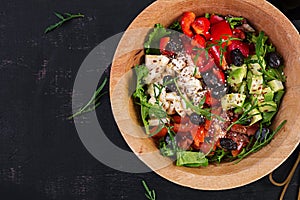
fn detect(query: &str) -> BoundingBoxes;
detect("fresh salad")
[133,12,286,167]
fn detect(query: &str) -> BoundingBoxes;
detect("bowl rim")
[110,0,300,190]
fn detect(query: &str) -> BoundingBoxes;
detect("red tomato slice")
[191,17,210,35]
[150,126,168,139]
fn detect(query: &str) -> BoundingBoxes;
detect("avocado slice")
[248,75,264,94]
[268,80,284,92]
[248,108,262,126]
[249,63,263,75]
[221,93,246,110]
[238,81,248,94]
[262,87,274,101]
[258,101,277,113]
[227,65,247,87]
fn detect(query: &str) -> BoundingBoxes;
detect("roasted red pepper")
[191,34,206,48]
[208,45,228,70]
[210,20,233,42]
[191,125,206,149]
[191,17,210,35]
[197,58,215,72]
[180,12,196,37]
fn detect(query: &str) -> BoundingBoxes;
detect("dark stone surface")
[0,0,299,199]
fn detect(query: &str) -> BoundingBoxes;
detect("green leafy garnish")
[144,24,171,55]
[142,180,156,200]
[176,151,208,167]
[133,65,152,134]
[235,120,287,163]
[44,12,84,34]
[226,16,244,29]
[68,77,107,119]
[208,149,228,163]
[169,21,182,32]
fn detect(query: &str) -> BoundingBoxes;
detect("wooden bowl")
[110,0,300,190]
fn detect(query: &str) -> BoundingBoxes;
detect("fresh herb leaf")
[142,180,156,200]
[68,77,107,119]
[133,65,151,134]
[44,12,84,34]
[205,13,210,19]
[169,21,182,32]
[144,24,171,55]
[226,16,244,29]
[208,149,228,163]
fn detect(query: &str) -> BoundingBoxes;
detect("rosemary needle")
[44,12,84,34]
[68,77,108,119]
[142,180,156,200]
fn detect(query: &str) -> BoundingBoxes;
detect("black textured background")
[0,0,299,199]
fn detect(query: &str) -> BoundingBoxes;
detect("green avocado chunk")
[268,80,284,92]
[227,65,247,86]
[258,101,277,113]
[221,93,246,110]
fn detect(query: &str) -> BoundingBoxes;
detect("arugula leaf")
[208,149,229,163]
[133,65,151,134]
[169,21,182,32]
[176,151,208,167]
[226,16,244,29]
[144,24,171,55]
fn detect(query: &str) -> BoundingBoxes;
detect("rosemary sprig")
[142,180,156,200]
[44,12,84,34]
[68,77,107,119]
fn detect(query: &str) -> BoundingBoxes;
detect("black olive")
[163,75,174,85]
[190,112,206,125]
[266,52,282,68]
[166,83,177,93]
[210,84,228,98]
[220,138,237,150]
[255,127,270,142]
[230,49,245,66]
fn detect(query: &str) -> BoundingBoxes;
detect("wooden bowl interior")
[110,0,300,190]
